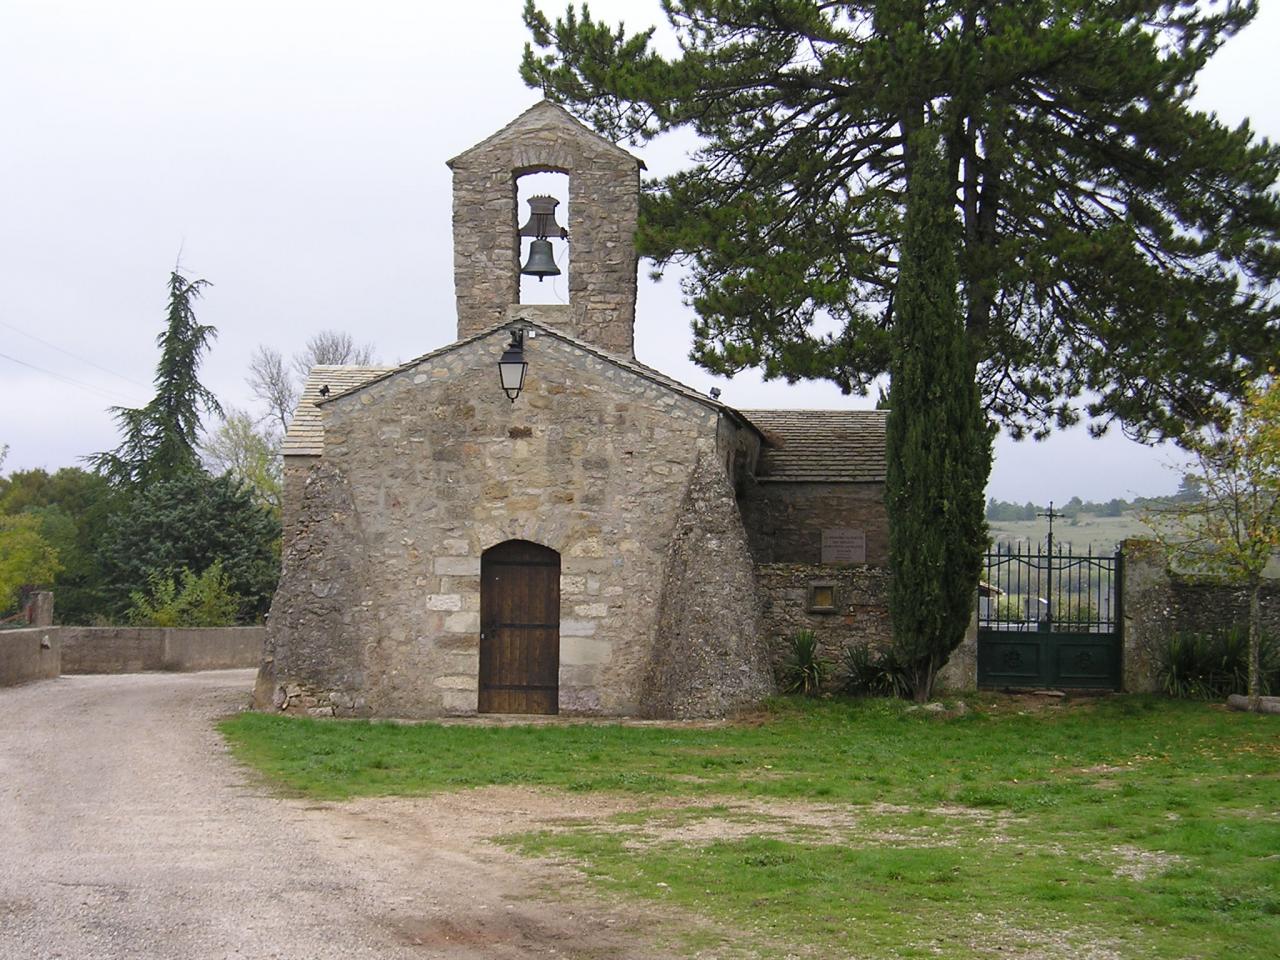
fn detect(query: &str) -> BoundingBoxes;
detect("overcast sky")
[2,0,1276,503]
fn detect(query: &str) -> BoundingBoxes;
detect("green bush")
[839,643,914,698]
[1053,597,1101,626]
[777,630,829,696]
[990,592,1100,626]
[100,472,280,622]
[1155,626,1280,699]
[993,593,1031,621]
[127,560,243,627]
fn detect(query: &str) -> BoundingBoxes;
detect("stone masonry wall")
[741,481,889,566]
[0,627,60,686]
[757,563,893,672]
[755,564,977,693]
[281,455,316,552]
[261,329,728,717]
[642,453,774,718]
[1122,538,1280,693]
[450,102,641,357]
[255,465,373,715]
[61,626,263,674]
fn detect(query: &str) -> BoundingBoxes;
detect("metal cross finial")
[1037,500,1064,555]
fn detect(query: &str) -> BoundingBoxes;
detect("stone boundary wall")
[60,627,264,674]
[0,627,61,687]
[757,562,893,675]
[1121,539,1280,693]
[755,563,978,694]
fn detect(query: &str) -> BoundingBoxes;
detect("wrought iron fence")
[980,545,1120,633]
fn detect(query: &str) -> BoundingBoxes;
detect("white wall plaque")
[821,528,866,565]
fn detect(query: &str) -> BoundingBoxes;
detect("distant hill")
[987,511,1154,555]
[988,507,1280,577]
[984,494,1181,555]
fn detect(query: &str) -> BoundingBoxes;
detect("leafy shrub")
[0,514,62,614]
[990,592,1100,626]
[839,643,914,698]
[100,472,280,622]
[777,630,829,696]
[992,593,1032,621]
[1053,597,1102,627]
[1155,626,1280,699]
[127,560,243,627]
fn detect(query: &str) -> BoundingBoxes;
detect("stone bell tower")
[447,100,643,358]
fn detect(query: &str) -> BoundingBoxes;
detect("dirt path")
[0,671,695,960]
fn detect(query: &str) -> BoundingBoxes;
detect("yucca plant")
[778,630,829,696]
[1157,626,1280,700]
[839,642,915,699]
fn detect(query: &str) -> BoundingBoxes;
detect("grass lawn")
[220,696,1279,959]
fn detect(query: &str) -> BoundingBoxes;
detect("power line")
[0,350,144,405]
[0,318,151,390]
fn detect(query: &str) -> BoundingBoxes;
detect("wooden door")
[479,540,560,714]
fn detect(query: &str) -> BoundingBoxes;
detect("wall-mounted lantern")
[497,329,528,402]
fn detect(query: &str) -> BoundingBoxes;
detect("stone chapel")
[254,101,894,719]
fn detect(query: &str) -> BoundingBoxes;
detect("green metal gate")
[977,547,1122,690]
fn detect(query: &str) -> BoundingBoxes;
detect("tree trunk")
[1227,694,1280,715]
[1248,577,1262,712]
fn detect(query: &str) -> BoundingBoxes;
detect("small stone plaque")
[821,528,866,565]
[807,582,837,612]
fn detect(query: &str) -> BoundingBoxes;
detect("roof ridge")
[285,320,767,455]
[740,408,887,414]
[447,100,643,169]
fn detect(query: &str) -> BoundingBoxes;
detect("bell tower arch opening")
[516,170,569,306]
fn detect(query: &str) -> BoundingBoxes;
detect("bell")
[521,238,560,281]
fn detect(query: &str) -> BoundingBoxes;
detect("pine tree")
[98,472,280,623]
[521,1,1280,440]
[886,127,991,700]
[522,0,1280,695]
[91,270,222,486]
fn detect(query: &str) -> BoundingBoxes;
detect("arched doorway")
[479,540,560,714]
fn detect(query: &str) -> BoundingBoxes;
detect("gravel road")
[0,671,680,960]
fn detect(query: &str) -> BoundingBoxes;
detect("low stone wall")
[756,562,892,671]
[61,628,164,673]
[163,628,265,671]
[61,627,264,674]
[0,627,61,686]
[756,563,978,693]
[1122,539,1280,693]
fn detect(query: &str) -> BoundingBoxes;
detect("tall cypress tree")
[886,127,991,701]
[91,270,222,487]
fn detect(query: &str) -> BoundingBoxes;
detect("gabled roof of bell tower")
[447,99,644,171]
